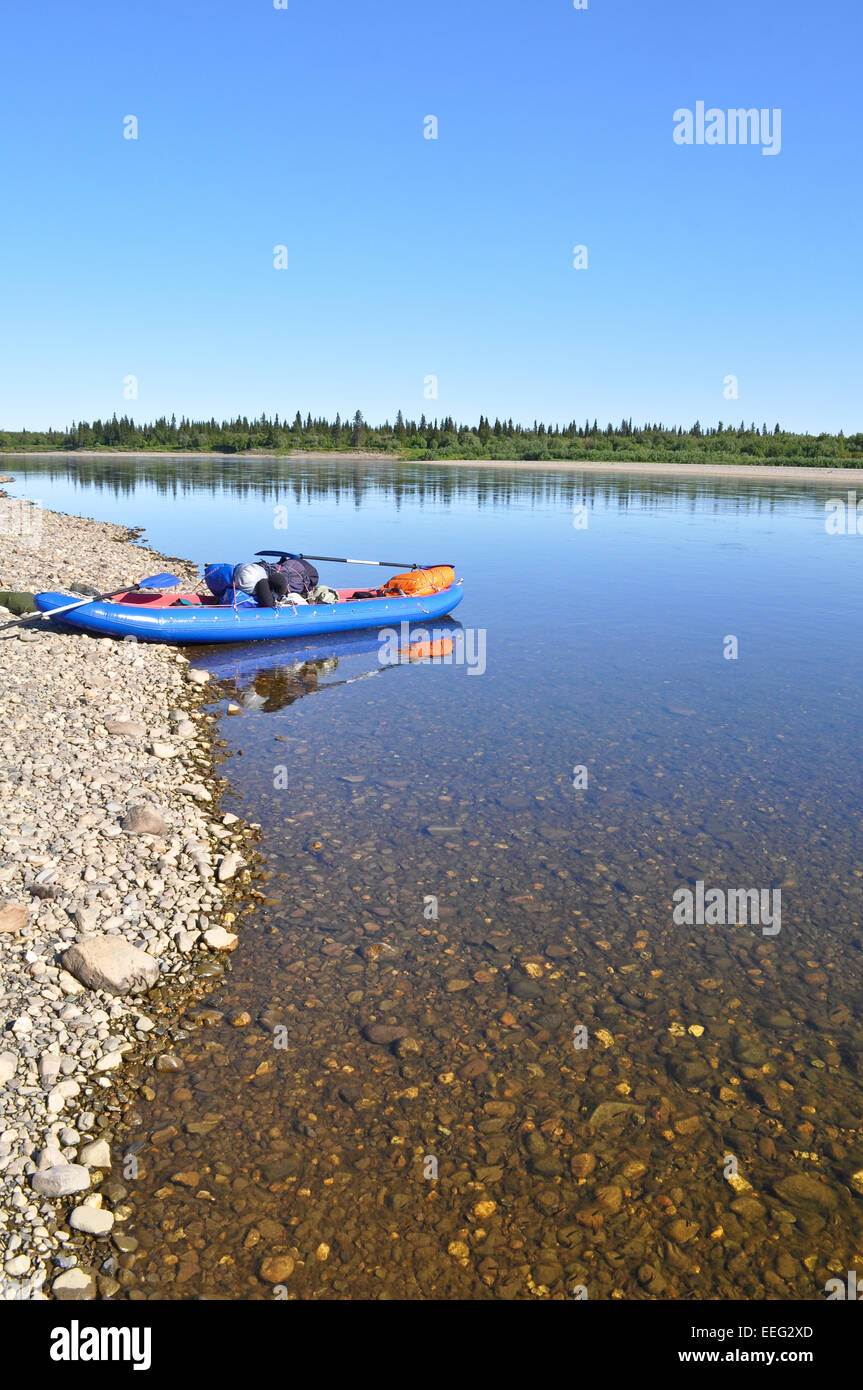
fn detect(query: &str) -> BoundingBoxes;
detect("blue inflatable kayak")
[34,582,464,645]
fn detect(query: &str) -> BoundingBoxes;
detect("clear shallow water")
[6,455,863,1299]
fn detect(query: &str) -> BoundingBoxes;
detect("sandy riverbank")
[2,451,862,483]
[439,459,863,483]
[0,492,254,1300]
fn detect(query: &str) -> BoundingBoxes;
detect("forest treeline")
[1,411,861,467]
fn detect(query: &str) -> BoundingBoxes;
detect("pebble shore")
[0,484,251,1299]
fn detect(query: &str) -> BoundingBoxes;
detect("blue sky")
[1,0,860,433]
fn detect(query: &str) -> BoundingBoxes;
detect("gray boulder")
[61,936,160,996]
[78,1138,111,1168]
[217,852,246,883]
[31,1164,91,1197]
[52,1268,97,1300]
[121,804,168,836]
[105,720,147,739]
[69,1206,114,1235]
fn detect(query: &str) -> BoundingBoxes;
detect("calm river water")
[6,455,863,1300]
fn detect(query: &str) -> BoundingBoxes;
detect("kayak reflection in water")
[207,624,462,714]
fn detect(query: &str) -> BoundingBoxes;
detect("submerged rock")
[154,1054,184,1073]
[364,1024,408,1045]
[731,1196,767,1222]
[588,1101,646,1128]
[668,1218,699,1244]
[509,976,542,1001]
[773,1175,839,1211]
[259,1255,294,1283]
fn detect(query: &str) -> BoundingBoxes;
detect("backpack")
[204,563,235,598]
[205,563,259,606]
[272,558,319,596]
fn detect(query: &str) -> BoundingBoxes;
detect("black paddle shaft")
[256,551,451,570]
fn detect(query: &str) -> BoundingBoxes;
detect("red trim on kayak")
[113,591,204,607]
[112,588,385,608]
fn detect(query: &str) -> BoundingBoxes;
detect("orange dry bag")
[382,565,455,597]
[400,636,455,661]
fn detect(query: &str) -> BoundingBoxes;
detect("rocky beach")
[0,482,252,1299]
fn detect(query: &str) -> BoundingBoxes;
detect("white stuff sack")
[232,562,268,594]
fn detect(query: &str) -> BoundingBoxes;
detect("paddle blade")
[138,573,181,589]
